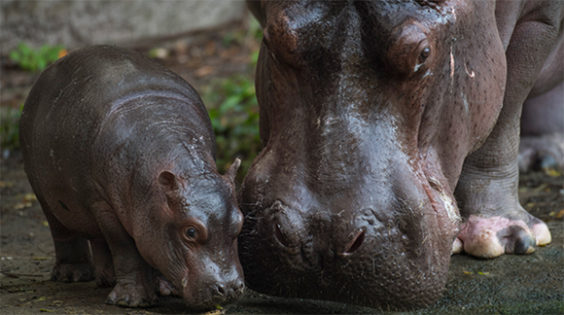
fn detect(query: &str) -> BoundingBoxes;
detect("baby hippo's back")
[20,45,214,236]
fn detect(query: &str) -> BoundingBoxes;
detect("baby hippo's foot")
[156,275,180,296]
[106,279,158,307]
[51,262,94,282]
[519,133,564,172]
[453,208,551,258]
[95,267,116,288]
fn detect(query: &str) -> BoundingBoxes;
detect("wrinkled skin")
[240,0,562,309]
[20,46,244,310]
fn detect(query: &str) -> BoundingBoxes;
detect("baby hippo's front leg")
[93,204,158,307]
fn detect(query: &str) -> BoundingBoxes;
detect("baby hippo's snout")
[183,264,245,310]
[190,279,244,310]
[211,279,245,301]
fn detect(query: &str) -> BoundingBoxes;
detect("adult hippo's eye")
[419,46,431,63]
[386,20,433,75]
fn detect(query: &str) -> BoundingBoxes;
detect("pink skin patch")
[453,215,552,258]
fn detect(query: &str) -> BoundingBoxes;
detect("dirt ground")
[1,23,563,314]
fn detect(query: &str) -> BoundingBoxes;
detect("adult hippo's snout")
[240,145,460,307]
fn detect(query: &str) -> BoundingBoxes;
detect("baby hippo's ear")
[158,171,181,215]
[159,171,179,192]
[159,171,182,211]
[225,158,241,184]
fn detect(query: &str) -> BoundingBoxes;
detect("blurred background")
[1,0,261,181]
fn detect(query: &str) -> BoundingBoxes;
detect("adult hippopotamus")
[239,0,562,309]
[20,45,244,309]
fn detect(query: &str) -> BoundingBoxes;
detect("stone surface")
[0,0,246,53]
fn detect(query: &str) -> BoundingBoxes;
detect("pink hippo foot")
[453,213,551,258]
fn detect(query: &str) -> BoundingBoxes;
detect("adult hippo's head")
[239,0,507,309]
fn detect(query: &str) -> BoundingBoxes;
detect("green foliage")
[202,75,261,182]
[0,106,23,155]
[222,15,263,47]
[207,15,262,181]
[9,43,65,72]
[247,16,263,42]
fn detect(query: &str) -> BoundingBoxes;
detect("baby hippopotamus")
[20,45,244,309]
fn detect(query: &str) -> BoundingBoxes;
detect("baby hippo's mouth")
[154,271,244,310]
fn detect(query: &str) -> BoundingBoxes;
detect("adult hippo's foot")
[519,81,564,172]
[454,215,551,257]
[453,210,551,258]
[453,165,552,258]
[519,133,564,172]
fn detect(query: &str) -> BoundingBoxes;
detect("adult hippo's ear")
[225,158,241,184]
[159,171,179,191]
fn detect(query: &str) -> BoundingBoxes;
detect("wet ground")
[1,22,563,314]
[1,155,562,315]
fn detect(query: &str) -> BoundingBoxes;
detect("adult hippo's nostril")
[342,229,366,256]
[268,201,304,249]
[274,222,292,247]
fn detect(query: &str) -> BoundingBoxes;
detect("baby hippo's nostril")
[212,280,244,301]
[233,279,245,295]
[342,229,366,256]
[215,283,226,296]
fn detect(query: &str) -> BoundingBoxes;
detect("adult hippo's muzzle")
[240,131,460,308]
[240,0,505,309]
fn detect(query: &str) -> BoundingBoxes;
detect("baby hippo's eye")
[181,218,208,243]
[186,226,197,240]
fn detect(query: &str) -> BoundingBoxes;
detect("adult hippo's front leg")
[454,1,561,258]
